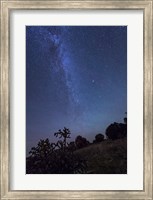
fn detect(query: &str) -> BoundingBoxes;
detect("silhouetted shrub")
[26,138,55,174]
[26,128,87,174]
[54,127,71,150]
[67,141,76,152]
[93,133,104,143]
[105,122,127,140]
[124,117,127,124]
[75,135,90,149]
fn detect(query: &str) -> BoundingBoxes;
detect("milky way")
[26,26,127,152]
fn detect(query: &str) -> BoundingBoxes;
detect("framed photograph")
[0,0,152,199]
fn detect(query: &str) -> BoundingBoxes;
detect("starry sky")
[26,26,127,152]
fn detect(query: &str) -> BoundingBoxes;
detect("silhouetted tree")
[67,141,76,152]
[93,133,104,143]
[106,122,127,140]
[124,117,127,124]
[26,138,55,174]
[75,135,89,149]
[54,127,71,150]
[27,128,87,174]
[124,112,127,124]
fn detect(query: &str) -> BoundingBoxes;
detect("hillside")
[75,138,127,174]
[26,130,127,174]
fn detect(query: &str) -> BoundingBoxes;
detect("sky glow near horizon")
[26,26,127,153]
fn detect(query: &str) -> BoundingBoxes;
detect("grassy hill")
[75,138,127,174]
[26,136,127,174]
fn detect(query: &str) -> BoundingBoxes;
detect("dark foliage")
[75,135,90,149]
[27,116,127,174]
[26,128,87,174]
[26,138,55,174]
[67,141,76,152]
[124,117,127,124]
[54,127,71,149]
[93,133,104,143]
[105,122,127,140]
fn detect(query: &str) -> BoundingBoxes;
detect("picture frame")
[0,0,152,199]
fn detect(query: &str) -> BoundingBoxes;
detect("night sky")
[26,26,127,153]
